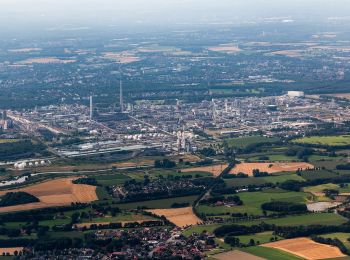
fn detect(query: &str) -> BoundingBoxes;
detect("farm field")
[212,250,264,260]
[146,207,202,227]
[320,233,350,250]
[0,139,20,144]
[242,246,303,260]
[224,173,305,188]
[293,135,350,147]
[181,164,226,177]
[303,183,339,196]
[240,213,347,227]
[230,162,313,175]
[226,136,280,149]
[197,189,308,216]
[262,237,346,259]
[0,247,23,256]
[236,231,283,245]
[0,177,97,213]
[116,195,199,209]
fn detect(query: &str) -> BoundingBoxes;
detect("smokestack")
[120,80,124,113]
[89,95,93,120]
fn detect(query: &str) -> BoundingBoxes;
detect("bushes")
[154,159,176,168]
[336,164,350,170]
[171,202,190,208]
[72,177,98,186]
[199,147,216,157]
[0,192,39,207]
[312,236,349,255]
[261,201,307,213]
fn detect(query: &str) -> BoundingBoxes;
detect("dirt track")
[0,177,97,213]
[262,237,346,260]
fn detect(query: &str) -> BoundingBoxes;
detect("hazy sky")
[1,0,350,29]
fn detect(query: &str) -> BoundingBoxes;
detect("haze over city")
[1,0,350,259]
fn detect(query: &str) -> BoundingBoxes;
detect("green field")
[225,173,305,188]
[96,186,112,200]
[293,135,350,147]
[94,173,131,186]
[236,231,283,245]
[116,195,199,209]
[320,233,350,250]
[0,139,19,144]
[300,169,338,180]
[241,246,303,260]
[240,213,347,227]
[197,189,308,216]
[226,136,280,149]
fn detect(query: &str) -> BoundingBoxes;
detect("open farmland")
[213,250,264,260]
[230,162,313,175]
[182,164,227,176]
[226,136,279,149]
[0,247,23,256]
[208,44,241,53]
[0,177,97,212]
[146,207,202,227]
[293,135,350,147]
[262,237,346,259]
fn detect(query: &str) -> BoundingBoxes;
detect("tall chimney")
[120,80,124,113]
[89,95,93,120]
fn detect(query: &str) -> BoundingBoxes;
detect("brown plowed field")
[262,237,346,259]
[0,178,97,213]
[230,162,313,175]
[146,207,202,227]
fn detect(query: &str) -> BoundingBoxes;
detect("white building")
[287,91,305,98]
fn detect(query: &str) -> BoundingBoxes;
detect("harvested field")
[0,247,23,256]
[270,50,303,58]
[17,57,76,64]
[103,52,141,64]
[324,93,350,100]
[146,207,202,227]
[208,45,241,53]
[231,162,313,175]
[0,177,97,213]
[307,202,341,212]
[182,164,227,177]
[213,250,264,260]
[262,237,346,259]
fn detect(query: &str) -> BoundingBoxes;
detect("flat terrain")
[324,93,350,100]
[226,136,279,149]
[293,135,350,147]
[262,237,346,260]
[242,246,303,260]
[146,207,202,227]
[208,45,241,53]
[230,162,313,175]
[213,250,264,260]
[0,247,23,256]
[197,189,307,215]
[0,177,97,212]
[18,57,76,64]
[182,164,227,176]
